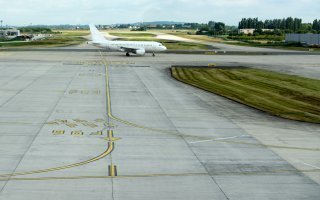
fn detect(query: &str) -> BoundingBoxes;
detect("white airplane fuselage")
[89,24,167,56]
[92,41,167,52]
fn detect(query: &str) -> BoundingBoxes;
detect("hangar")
[286,33,320,46]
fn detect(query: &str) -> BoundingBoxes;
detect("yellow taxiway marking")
[0,173,209,181]
[108,164,117,177]
[101,51,183,136]
[99,50,320,153]
[71,130,84,136]
[91,131,103,135]
[103,130,121,141]
[0,121,45,126]
[0,130,115,178]
[104,137,121,142]
[0,52,12,57]
[1,167,320,182]
[73,119,98,128]
[52,130,65,135]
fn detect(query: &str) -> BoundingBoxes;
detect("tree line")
[313,19,320,31]
[238,17,320,33]
[18,27,54,34]
[196,21,226,35]
[238,17,302,31]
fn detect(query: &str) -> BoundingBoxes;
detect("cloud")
[0,0,319,25]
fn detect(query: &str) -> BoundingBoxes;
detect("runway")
[0,50,319,199]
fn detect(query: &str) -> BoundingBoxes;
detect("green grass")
[55,30,90,37]
[163,41,210,50]
[225,41,320,51]
[115,37,160,41]
[109,32,155,37]
[172,67,320,123]
[0,36,86,47]
[228,35,284,41]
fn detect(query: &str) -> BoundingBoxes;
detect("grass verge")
[55,30,90,37]
[109,32,155,37]
[224,41,320,52]
[163,41,210,50]
[171,67,320,123]
[0,36,86,47]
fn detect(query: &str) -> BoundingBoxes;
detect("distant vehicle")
[89,24,167,56]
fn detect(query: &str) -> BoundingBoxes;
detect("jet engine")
[134,49,146,55]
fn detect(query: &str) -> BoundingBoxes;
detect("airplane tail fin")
[89,24,108,42]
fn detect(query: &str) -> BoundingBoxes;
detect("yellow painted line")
[0,59,120,178]
[71,130,83,136]
[52,130,65,135]
[207,63,216,67]
[0,121,45,126]
[65,122,78,128]
[73,119,98,128]
[0,52,12,56]
[108,165,117,177]
[104,137,121,142]
[94,119,106,123]
[0,173,209,181]
[104,130,121,142]
[101,51,184,136]
[0,138,114,178]
[1,167,320,182]
[46,121,60,125]
[90,131,103,135]
[99,50,320,153]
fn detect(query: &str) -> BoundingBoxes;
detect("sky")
[0,0,319,26]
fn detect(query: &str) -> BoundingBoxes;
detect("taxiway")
[0,50,319,200]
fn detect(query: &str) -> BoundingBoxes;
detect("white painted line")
[189,135,250,144]
[300,161,320,170]
[190,140,212,144]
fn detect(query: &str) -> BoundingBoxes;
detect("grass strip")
[0,36,86,47]
[109,32,155,37]
[171,67,320,123]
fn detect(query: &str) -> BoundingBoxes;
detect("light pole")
[0,20,3,29]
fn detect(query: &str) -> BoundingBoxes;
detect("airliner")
[89,24,167,56]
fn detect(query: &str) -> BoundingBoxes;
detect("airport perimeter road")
[0,51,319,200]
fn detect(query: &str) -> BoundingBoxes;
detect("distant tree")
[208,21,215,29]
[298,23,313,33]
[196,21,226,35]
[18,27,53,34]
[213,22,226,35]
[257,21,264,29]
[238,17,303,32]
[313,19,320,31]
[293,18,302,31]
[132,27,147,31]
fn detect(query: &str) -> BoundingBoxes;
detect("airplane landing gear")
[126,52,130,57]
[152,52,155,57]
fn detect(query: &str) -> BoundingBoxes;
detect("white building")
[239,29,274,35]
[0,29,21,38]
[239,29,255,34]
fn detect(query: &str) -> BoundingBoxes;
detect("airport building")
[0,28,21,38]
[285,34,320,46]
[239,29,274,34]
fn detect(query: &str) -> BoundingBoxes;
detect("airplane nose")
[162,46,167,51]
